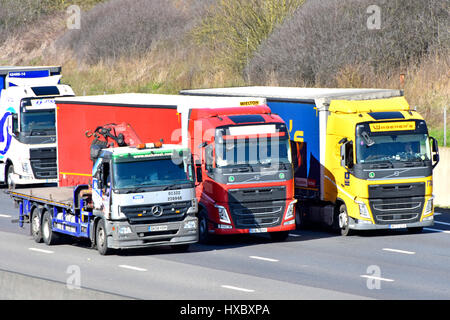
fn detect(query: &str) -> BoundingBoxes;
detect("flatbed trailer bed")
[10,187,76,209]
[10,185,93,239]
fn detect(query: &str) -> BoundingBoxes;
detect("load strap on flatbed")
[10,187,75,209]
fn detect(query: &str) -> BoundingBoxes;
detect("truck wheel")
[337,203,353,236]
[30,208,43,243]
[269,231,289,242]
[6,164,15,190]
[198,210,212,244]
[96,219,112,255]
[42,211,59,245]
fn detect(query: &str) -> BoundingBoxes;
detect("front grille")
[369,196,423,225]
[368,183,425,199]
[29,148,57,179]
[228,186,286,229]
[121,201,191,224]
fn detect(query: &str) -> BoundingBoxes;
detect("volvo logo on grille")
[151,205,163,216]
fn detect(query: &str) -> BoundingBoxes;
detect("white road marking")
[360,275,394,282]
[382,248,415,255]
[249,255,279,262]
[434,212,442,216]
[424,228,450,234]
[435,221,450,226]
[0,214,11,218]
[118,265,147,272]
[289,233,301,237]
[29,248,54,254]
[221,285,255,293]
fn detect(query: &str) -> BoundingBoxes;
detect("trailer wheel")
[337,203,353,236]
[96,219,112,255]
[30,208,43,243]
[42,211,59,245]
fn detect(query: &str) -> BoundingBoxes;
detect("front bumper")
[348,216,434,230]
[211,219,296,235]
[105,217,198,249]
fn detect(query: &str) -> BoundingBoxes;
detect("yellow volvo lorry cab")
[180,87,440,235]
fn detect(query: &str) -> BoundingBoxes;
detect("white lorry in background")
[0,66,75,188]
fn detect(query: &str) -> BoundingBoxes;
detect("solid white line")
[360,275,394,282]
[28,248,54,254]
[435,221,450,226]
[221,285,255,293]
[249,255,279,262]
[118,265,147,272]
[0,214,11,218]
[424,227,450,234]
[382,248,415,255]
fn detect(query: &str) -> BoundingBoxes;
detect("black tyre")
[96,219,112,255]
[30,207,43,243]
[295,204,308,230]
[42,210,59,245]
[270,231,289,242]
[198,210,212,244]
[337,203,353,236]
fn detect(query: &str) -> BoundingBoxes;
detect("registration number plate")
[389,224,407,229]
[249,228,268,233]
[149,225,168,232]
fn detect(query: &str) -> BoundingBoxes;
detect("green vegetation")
[429,126,450,147]
[192,0,304,73]
[0,0,447,134]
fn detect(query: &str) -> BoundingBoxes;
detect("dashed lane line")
[424,228,450,234]
[249,256,279,262]
[382,248,415,255]
[118,265,147,272]
[28,248,54,254]
[221,285,255,293]
[360,275,395,283]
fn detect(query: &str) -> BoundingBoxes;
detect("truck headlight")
[356,201,371,219]
[215,204,231,224]
[22,162,31,174]
[184,220,197,229]
[118,226,132,235]
[285,199,297,220]
[424,197,433,215]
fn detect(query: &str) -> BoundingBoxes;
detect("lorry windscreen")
[113,158,194,190]
[20,109,55,134]
[356,132,431,164]
[215,137,291,168]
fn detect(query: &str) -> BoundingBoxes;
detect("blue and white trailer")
[0,66,75,188]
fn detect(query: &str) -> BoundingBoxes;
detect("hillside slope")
[0,0,448,141]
